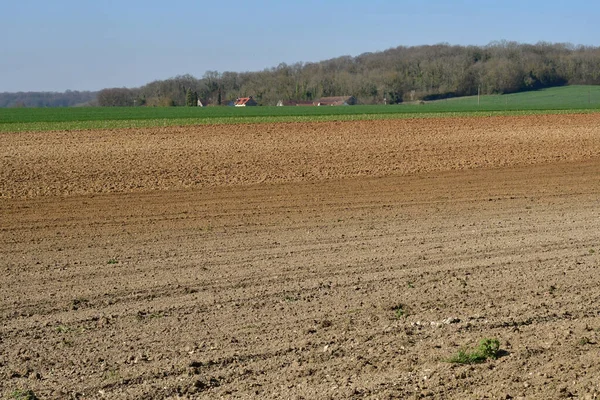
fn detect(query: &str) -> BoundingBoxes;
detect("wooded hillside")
[114,41,599,107]
[4,41,600,107]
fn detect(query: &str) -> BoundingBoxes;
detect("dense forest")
[0,90,97,108]
[3,41,600,107]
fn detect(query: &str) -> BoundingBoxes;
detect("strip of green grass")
[0,103,547,125]
[1,85,598,132]
[2,109,598,133]
[1,104,482,124]
[434,85,600,109]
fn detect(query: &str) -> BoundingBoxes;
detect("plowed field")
[2,114,600,399]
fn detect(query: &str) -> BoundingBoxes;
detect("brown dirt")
[1,114,600,399]
[2,114,600,198]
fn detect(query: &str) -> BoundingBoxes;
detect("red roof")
[235,97,253,106]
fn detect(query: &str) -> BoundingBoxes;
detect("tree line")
[0,90,97,108]
[4,41,600,108]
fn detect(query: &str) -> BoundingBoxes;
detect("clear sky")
[1,0,599,92]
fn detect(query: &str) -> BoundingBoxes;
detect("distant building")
[197,99,209,107]
[277,100,316,106]
[275,97,356,106]
[316,96,356,106]
[234,96,258,107]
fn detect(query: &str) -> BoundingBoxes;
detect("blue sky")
[1,0,599,92]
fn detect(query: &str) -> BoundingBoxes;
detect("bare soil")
[2,114,600,399]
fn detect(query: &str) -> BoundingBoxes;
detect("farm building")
[277,100,316,106]
[197,99,210,107]
[234,96,258,107]
[316,96,356,106]
[275,97,356,106]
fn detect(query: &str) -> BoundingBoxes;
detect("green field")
[430,85,600,109]
[1,85,599,132]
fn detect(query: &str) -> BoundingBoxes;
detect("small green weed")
[10,390,39,400]
[136,310,164,321]
[107,258,118,265]
[104,367,121,382]
[578,336,592,346]
[392,304,407,319]
[447,338,501,364]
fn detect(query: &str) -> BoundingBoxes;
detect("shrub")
[447,338,501,364]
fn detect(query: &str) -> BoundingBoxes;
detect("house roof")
[317,96,355,105]
[318,96,354,102]
[235,96,255,106]
[296,100,316,106]
[278,100,315,106]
